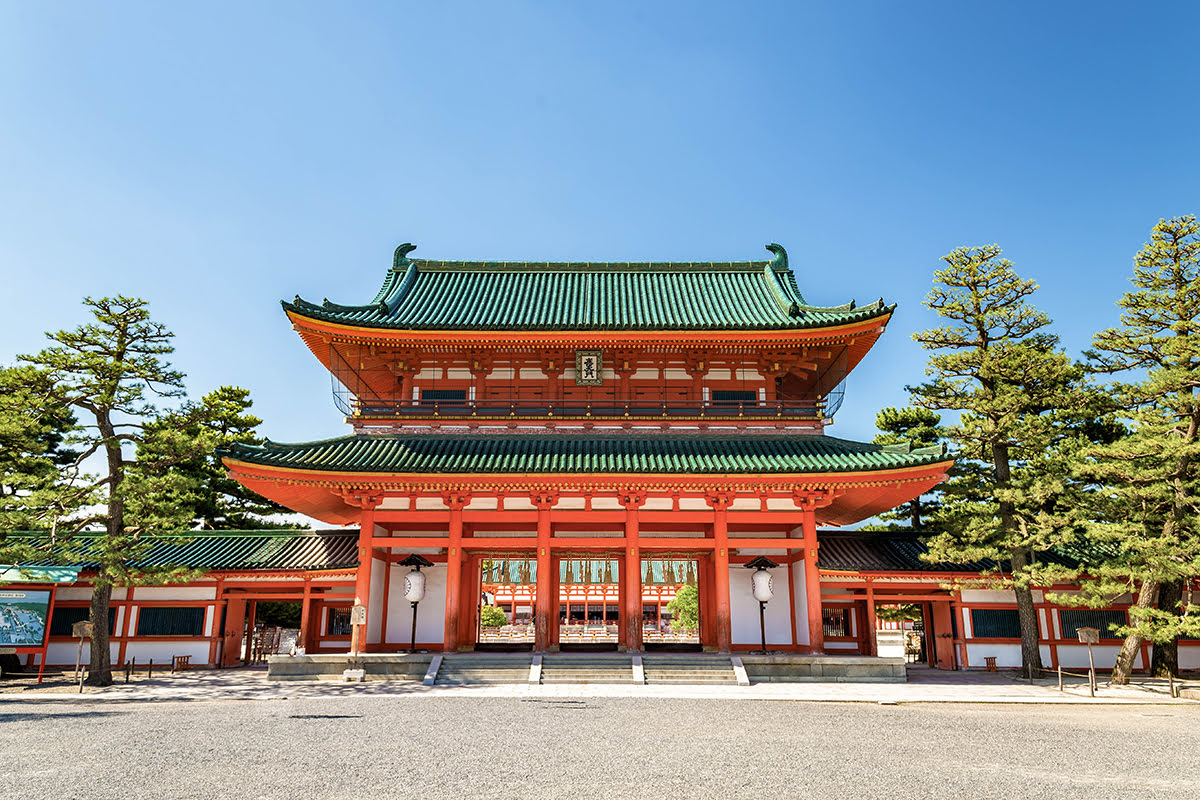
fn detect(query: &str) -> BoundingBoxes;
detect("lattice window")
[970,608,1022,639]
[136,607,205,637]
[326,608,352,636]
[822,608,852,637]
[1059,609,1127,640]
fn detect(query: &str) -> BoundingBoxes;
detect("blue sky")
[1,2,1197,447]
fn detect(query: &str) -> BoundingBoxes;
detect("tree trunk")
[1009,547,1044,675]
[1112,578,1158,685]
[86,582,113,686]
[88,415,123,687]
[1149,579,1183,678]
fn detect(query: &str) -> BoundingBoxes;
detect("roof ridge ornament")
[392,242,418,271]
[765,242,788,271]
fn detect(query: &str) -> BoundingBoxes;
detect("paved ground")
[1,694,1197,799]
[1,665,1195,704]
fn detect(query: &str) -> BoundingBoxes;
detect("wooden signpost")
[1077,626,1099,697]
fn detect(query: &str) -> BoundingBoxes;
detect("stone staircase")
[434,653,532,685]
[540,654,634,684]
[642,654,738,685]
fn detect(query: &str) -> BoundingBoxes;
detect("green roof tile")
[283,243,894,331]
[222,434,948,475]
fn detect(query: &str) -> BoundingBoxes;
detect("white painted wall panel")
[791,562,809,647]
[132,586,216,601]
[730,565,791,646]
[367,557,385,643]
[386,563,446,646]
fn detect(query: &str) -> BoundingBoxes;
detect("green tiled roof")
[818,532,1091,572]
[9,530,358,572]
[222,434,948,475]
[283,243,893,331]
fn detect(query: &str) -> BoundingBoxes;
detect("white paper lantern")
[404,568,426,603]
[751,569,774,603]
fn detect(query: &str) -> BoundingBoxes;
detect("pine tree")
[0,365,90,566]
[1076,216,1200,683]
[139,387,297,529]
[910,245,1089,675]
[20,297,209,685]
[870,407,947,529]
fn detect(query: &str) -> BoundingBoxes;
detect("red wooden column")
[707,493,733,653]
[350,499,378,656]
[442,493,468,653]
[800,508,824,654]
[533,492,556,652]
[620,492,647,652]
[865,579,878,657]
[298,578,312,652]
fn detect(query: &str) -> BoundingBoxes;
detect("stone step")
[541,677,636,684]
[645,678,737,685]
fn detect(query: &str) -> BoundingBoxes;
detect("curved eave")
[222,457,953,527]
[282,305,894,342]
[285,309,893,387]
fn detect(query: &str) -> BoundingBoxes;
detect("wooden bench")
[984,656,998,672]
[172,655,191,673]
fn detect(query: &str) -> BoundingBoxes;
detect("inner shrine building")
[222,243,953,655]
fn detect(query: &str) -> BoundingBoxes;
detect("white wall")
[730,565,791,646]
[131,586,216,601]
[366,557,385,643]
[385,563,446,646]
[123,640,210,665]
[791,561,809,647]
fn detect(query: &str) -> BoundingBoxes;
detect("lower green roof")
[8,530,358,572]
[222,434,948,475]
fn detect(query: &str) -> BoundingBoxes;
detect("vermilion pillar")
[710,495,732,654]
[350,502,376,655]
[621,495,644,652]
[865,579,878,657]
[534,495,554,651]
[443,496,466,652]
[801,509,824,654]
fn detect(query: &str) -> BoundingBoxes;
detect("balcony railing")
[345,398,827,420]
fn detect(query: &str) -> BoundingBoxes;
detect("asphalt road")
[1,696,1196,800]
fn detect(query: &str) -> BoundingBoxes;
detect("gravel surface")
[1,696,1197,799]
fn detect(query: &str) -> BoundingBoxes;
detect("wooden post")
[298,579,312,653]
[442,496,466,653]
[710,495,732,654]
[350,502,376,656]
[622,495,644,652]
[534,494,554,652]
[865,579,878,657]
[801,509,824,655]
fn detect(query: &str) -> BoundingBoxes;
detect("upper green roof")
[283,243,893,331]
[223,434,947,475]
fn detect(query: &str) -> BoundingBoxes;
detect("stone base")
[739,655,906,683]
[267,653,433,682]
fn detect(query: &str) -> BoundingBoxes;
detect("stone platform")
[267,653,433,681]
[267,651,905,684]
[740,655,906,683]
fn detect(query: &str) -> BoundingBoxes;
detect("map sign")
[0,590,51,648]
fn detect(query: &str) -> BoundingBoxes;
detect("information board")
[0,590,51,648]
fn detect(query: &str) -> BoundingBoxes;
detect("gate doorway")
[476,557,536,651]
[641,556,701,652]
[558,556,620,651]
